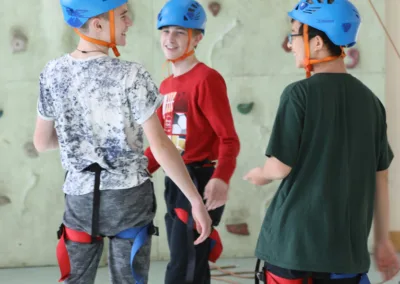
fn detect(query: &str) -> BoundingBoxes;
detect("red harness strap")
[265,270,312,284]
[56,224,103,282]
[174,208,223,262]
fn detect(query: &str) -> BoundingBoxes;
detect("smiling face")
[160,26,203,60]
[87,4,133,46]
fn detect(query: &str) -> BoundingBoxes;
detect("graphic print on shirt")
[162,92,188,154]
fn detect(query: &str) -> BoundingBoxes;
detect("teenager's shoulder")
[117,60,157,86]
[41,55,148,75]
[100,57,150,78]
[40,54,70,75]
[196,63,225,81]
[108,57,143,70]
[184,63,226,90]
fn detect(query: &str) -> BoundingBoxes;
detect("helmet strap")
[302,24,346,78]
[73,9,120,57]
[162,28,195,77]
[168,29,195,63]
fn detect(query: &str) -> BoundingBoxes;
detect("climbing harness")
[254,260,370,284]
[56,163,158,283]
[170,160,223,283]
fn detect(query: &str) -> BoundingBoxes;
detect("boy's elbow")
[265,157,292,180]
[149,136,170,158]
[33,142,46,153]
[33,136,47,153]
[277,167,291,179]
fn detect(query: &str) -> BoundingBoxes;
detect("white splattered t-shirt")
[37,54,163,195]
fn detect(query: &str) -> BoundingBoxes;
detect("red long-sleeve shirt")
[144,63,240,184]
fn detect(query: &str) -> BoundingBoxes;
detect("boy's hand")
[243,167,272,186]
[204,178,229,211]
[374,238,400,281]
[191,199,212,245]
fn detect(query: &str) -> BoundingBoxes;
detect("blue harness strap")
[358,274,371,284]
[330,274,359,279]
[330,273,370,284]
[115,223,159,284]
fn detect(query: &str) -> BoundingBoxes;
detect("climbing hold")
[208,2,221,17]
[226,223,250,236]
[0,196,11,206]
[237,102,254,114]
[10,27,28,53]
[0,110,3,118]
[24,141,38,158]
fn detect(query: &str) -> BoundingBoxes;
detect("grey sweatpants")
[61,179,156,284]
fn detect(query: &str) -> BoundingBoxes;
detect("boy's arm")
[142,112,212,244]
[33,118,59,152]
[198,73,240,185]
[374,106,394,243]
[34,70,59,152]
[374,169,390,242]
[244,86,303,185]
[243,156,292,186]
[197,72,240,210]
[144,106,164,174]
[373,167,399,281]
[128,66,212,244]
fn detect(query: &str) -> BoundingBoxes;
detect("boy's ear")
[193,33,203,46]
[312,35,324,52]
[90,18,103,32]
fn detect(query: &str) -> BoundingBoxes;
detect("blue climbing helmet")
[59,0,128,57]
[157,0,207,34]
[157,0,207,65]
[60,0,128,28]
[288,0,361,78]
[288,0,361,47]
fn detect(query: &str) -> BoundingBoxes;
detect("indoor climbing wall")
[0,0,386,268]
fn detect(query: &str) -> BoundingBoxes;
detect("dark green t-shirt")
[255,73,393,274]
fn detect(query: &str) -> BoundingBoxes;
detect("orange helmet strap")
[108,10,120,57]
[303,24,312,78]
[73,10,120,57]
[168,29,195,64]
[302,24,346,78]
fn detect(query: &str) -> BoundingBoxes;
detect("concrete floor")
[0,256,399,284]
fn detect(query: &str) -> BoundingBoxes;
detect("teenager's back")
[37,54,162,195]
[257,73,392,273]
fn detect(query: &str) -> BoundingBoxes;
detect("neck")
[71,38,109,58]
[312,57,347,74]
[171,54,199,77]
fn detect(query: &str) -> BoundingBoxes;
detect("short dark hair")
[298,23,343,56]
